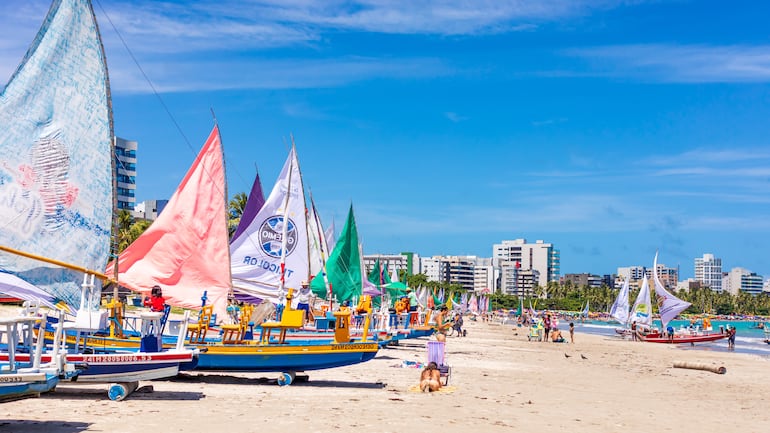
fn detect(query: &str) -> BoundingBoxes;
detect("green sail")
[310,205,361,302]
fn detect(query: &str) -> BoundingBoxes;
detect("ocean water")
[568,319,770,358]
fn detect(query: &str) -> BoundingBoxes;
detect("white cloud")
[111,56,451,93]
[91,0,635,53]
[565,44,770,83]
[445,112,468,122]
[1,0,646,93]
[532,117,568,127]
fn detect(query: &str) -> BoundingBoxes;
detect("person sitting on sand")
[420,361,442,392]
[551,328,565,343]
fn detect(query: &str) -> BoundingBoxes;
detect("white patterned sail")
[230,147,309,304]
[0,0,113,309]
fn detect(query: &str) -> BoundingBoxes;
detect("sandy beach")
[2,314,769,433]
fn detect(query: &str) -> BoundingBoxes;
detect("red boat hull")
[641,332,728,344]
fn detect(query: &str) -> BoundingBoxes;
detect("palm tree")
[228,192,248,237]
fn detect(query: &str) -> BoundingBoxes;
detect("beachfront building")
[363,253,420,280]
[616,266,646,290]
[562,273,603,289]
[473,258,495,292]
[722,267,764,296]
[677,278,701,293]
[694,253,722,292]
[132,199,168,221]
[419,255,488,292]
[493,239,560,289]
[115,137,137,211]
[499,263,539,297]
[651,263,678,289]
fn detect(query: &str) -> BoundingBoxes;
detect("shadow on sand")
[0,420,90,433]
[168,372,386,389]
[42,385,204,401]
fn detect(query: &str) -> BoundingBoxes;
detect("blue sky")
[1,0,769,280]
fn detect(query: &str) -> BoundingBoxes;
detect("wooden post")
[673,361,726,374]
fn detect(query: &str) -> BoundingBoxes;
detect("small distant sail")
[230,147,309,304]
[310,204,362,302]
[111,127,231,321]
[0,0,113,309]
[324,220,336,253]
[653,251,691,329]
[231,170,265,243]
[307,195,329,280]
[390,267,400,283]
[630,274,652,327]
[610,274,631,325]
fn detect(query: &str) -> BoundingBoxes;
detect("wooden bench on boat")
[259,309,304,344]
[187,305,214,343]
[220,304,254,344]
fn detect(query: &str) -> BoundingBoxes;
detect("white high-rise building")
[493,239,560,290]
[723,267,764,296]
[695,253,722,292]
[473,258,495,292]
[419,255,487,292]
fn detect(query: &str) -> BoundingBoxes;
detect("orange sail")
[109,126,230,321]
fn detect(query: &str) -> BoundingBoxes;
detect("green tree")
[406,273,429,288]
[228,192,248,238]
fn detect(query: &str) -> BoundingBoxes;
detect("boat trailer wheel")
[277,372,297,386]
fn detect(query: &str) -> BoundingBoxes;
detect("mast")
[292,136,312,284]
[310,193,333,306]
[277,140,295,296]
[89,0,119,303]
[211,111,233,299]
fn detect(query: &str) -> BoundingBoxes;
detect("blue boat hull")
[0,373,58,402]
[193,349,379,372]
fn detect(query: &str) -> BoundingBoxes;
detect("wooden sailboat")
[0,0,196,400]
[104,139,378,382]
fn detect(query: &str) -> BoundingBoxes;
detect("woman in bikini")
[420,362,442,392]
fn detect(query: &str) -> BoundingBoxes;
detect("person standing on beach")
[435,306,450,342]
[569,322,574,343]
[543,313,551,343]
[728,327,736,350]
[406,288,420,312]
[296,281,312,326]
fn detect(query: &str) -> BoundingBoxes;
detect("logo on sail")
[259,215,298,258]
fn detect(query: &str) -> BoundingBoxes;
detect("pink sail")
[109,127,230,321]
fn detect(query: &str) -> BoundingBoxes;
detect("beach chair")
[426,340,451,385]
[527,319,544,341]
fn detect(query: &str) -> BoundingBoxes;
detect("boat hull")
[0,373,58,402]
[641,332,729,344]
[191,341,379,372]
[0,351,194,383]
